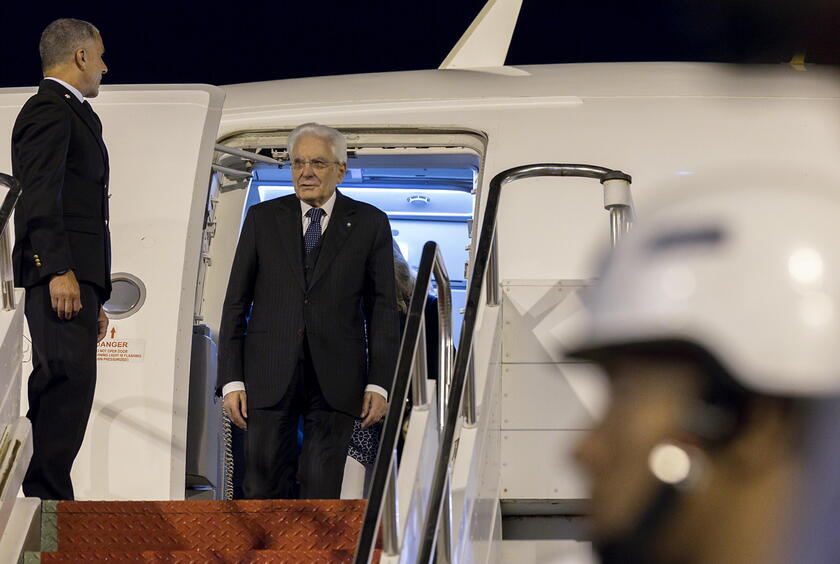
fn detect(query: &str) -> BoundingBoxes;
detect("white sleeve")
[365,384,388,402]
[222,381,246,397]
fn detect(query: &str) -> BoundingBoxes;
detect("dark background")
[1,0,838,88]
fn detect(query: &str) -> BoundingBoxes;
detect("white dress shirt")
[44,77,85,103]
[222,191,389,402]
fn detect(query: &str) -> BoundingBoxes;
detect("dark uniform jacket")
[217,191,400,416]
[11,79,111,299]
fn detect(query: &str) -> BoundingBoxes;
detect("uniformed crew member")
[12,18,111,500]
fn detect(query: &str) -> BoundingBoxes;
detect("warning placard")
[97,327,145,363]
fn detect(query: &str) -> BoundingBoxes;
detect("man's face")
[291,135,346,207]
[79,33,108,98]
[574,354,702,542]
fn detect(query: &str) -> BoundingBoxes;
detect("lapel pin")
[64,94,71,99]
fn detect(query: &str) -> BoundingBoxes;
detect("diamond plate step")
[26,548,382,563]
[45,499,368,552]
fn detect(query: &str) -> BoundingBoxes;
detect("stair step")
[27,549,381,563]
[43,500,367,552]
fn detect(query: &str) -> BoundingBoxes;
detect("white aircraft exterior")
[0,1,839,562]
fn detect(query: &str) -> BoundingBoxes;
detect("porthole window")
[103,273,146,319]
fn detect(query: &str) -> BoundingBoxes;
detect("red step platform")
[26,499,380,563]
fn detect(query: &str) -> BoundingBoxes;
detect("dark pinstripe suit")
[218,191,399,497]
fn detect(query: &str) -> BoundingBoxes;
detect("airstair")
[25,499,375,562]
[355,163,633,563]
[0,164,633,563]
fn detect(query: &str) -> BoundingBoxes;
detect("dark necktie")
[304,208,325,254]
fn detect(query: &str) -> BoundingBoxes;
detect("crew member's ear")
[76,48,87,69]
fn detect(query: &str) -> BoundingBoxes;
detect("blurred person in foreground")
[565,181,840,564]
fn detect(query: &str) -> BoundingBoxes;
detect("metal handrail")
[214,144,283,166]
[416,163,633,563]
[0,174,21,235]
[0,174,21,311]
[354,240,454,563]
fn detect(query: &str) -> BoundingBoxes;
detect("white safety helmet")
[566,182,840,398]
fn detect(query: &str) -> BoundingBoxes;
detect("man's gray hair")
[39,19,100,72]
[287,123,348,164]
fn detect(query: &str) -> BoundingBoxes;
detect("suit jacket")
[11,79,112,299]
[217,191,400,416]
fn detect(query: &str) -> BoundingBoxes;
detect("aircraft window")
[103,272,147,319]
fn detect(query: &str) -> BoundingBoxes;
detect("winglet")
[439,0,524,70]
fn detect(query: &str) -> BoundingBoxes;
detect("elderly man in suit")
[11,18,111,500]
[219,123,399,499]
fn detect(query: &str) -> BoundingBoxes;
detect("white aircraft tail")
[439,0,523,71]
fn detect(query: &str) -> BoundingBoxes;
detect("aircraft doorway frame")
[185,126,488,499]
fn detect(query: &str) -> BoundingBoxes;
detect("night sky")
[1,1,838,89]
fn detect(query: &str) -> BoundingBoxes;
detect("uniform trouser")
[243,341,355,500]
[23,282,101,501]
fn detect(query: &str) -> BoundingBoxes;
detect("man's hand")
[360,391,387,429]
[224,390,248,430]
[49,270,81,320]
[97,307,109,342]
